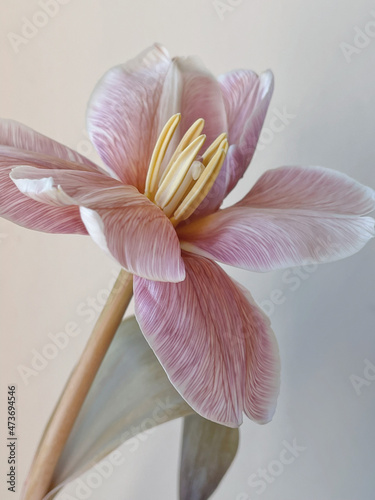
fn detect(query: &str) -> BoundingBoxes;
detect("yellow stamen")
[154,134,206,208]
[145,114,228,227]
[158,118,205,186]
[144,113,181,199]
[171,138,228,225]
[201,132,227,165]
[162,161,205,218]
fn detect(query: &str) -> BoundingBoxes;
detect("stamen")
[145,114,229,227]
[144,113,181,200]
[154,134,206,208]
[162,161,205,218]
[158,118,205,186]
[201,132,227,166]
[171,138,228,225]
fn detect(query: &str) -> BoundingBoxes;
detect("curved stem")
[22,269,133,500]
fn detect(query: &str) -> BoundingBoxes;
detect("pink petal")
[0,178,85,234]
[87,44,176,191]
[237,165,375,214]
[0,119,100,171]
[171,56,228,219]
[179,207,374,271]
[87,45,229,201]
[134,252,280,427]
[175,56,227,151]
[178,167,375,272]
[218,70,274,195]
[10,165,127,206]
[0,120,103,234]
[187,70,274,220]
[0,146,98,234]
[80,204,185,282]
[11,165,185,282]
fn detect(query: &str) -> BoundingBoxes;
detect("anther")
[158,118,205,186]
[144,113,181,200]
[154,134,206,208]
[171,138,228,225]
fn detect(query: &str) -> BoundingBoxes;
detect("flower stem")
[22,269,134,500]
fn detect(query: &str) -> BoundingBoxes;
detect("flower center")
[144,113,228,226]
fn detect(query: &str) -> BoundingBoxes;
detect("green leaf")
[179,414,239,500]
[49,316,193,495]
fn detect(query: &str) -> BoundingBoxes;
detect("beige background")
[1,0,375,498]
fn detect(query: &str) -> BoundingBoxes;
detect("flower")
[1,44,374,427]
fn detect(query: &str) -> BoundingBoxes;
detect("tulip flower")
[1,44,374,430]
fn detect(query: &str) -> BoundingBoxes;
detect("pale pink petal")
[87,44,178,191]
[0,119,102,234]
[218,70,274,196]
[179,166,375,271]
[0,119,100,171]
[0,147,99,234]
[10,164,185,281]
[175,56,227,150]
[134,252,280,426]
[187,70,274,220]
[0,172,85,234]
[178,207,374,272]
[169,56,228,219]
[80,204,185,282]
[10,165,126,206]
[87,45,230,201]
[237,165,375,214]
